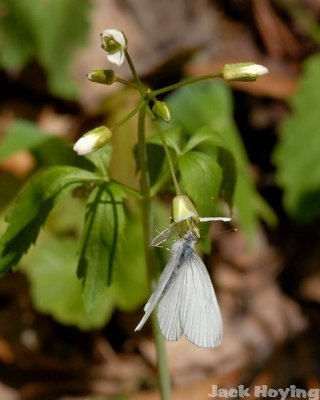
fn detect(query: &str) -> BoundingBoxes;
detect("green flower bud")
[222,62,269,82]
[172,195,199,223]
[87,69,115,85]
[152,101,171,122]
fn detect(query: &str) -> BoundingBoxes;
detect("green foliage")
[164,81,276,242]
[23,232,115,330]
[22,196,149,329]
[113,212,149,311]
[0,119,52,160]
[179,126,236,214]
[0,118,95,171]
[178,151,222,217]
[146,126,235,214]
[0,0,90,98]
[0,173,22,210]
[273,54,320,222]
[77,183,126,313]
[0,166,101,276]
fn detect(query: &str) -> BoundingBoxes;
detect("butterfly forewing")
[135,239,185,331]
[157,260,186,340]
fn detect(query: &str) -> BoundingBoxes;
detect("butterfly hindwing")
[158,245,222,347]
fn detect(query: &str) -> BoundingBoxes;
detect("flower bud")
[87,69,115,85]
[73,126,112,156]
[152,101,171,122]
[222,62,269,82]
[172,195,199,223]
[100,29,127,66]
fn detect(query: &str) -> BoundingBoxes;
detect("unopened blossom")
[222,62,269,82]
[73,126,112,156]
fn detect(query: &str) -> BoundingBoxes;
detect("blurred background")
[0,0,319,399]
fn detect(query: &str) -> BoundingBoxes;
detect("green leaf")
[217,147,237,211]
[38,0,90,98]
[77,183,126,313]
[33,136,94,170]
[183,126,228,154]
[0,119,52,161]
[23,232,115,330]
[183,127,236,211]
[147,126,183,155]
[0,0,37,69]
[0,166,100,275]
[178,151,222,218]
[113,213,149,311]
[84,144,113,176]
[0,173,22,210]
[134,127,182,188]
[0,119,94,171]
[166,81,276,242]
[0,0,90,98]
[273,54,320,222]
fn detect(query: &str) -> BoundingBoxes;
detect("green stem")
[152,71,223,97]
[97,156,108,177]
[110,100,145,131]
[150,169,171,197]
[137,105,171,400]
[158,129,181,195]
[151,312,172,398]
[115,76,139,90]
[125,50,145,98]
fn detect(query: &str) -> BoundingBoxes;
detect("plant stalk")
[137,105,171,400]
[152,71,223,97]
[158,129,181,195]
[110,100,145,131]
[125,50,145,98]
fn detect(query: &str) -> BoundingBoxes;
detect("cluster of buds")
[73,29,269,157]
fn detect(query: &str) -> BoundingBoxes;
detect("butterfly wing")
[157,259,186,340]
[135,238,185,332]
[181,250,222,347]
[158,246,222,348]
[151,222,178,247]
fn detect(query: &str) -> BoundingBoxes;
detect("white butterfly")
[135,230,223,348]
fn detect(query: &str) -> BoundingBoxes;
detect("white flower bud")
[100,29,127,66]
[73,126,112,156]
[222,62,269,82]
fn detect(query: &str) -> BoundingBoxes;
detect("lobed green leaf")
[0,166,100,275]
[77,183,126,313]
[23,232,115,330]
[273,54,320,222]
